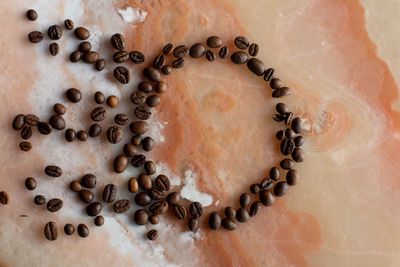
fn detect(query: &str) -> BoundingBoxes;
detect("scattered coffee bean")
[21,126,32,140]
[138,173,152,191]
[0,191,9,205]
[285,128,296,139]
[64,224,74,235]
[272,87,291,98]
[248,43,259,57]
[129,51,145,64]
[260,190,275,206]
[173,45,189,58]
[149,200,168,215]
[130,91,146,105]
[76,130,88,141]
[138,81,153,94]
[263,68,275,81]
[78,41,91,52]
[276,103,288,115]
[146,95,160,108]
[144,161,156,175]
[19,141,32,152]
[12,114,25,130]
[113,50,129,63]
[142,136,154,152]
[291,148,304,162]
[49,43,59,56]
[91,107,106,122]
[162,43,173,55]
[45,165,62,177]
[155,175,170,192]
[128,177,139,193]
[173,204,187,220]
[25,177,37,190]
[114,154,128,173]
[70,181,81,192]
[25,114,39,126]
[172,58,184,68]
[149,215,159,225]
[250,183,261,194]
[102,184,117,203]
[269,167,280,181]
[28,31,43,43]
[37,122,52,135]
[206,50,216,62]
[70,51,81,62]
[276,130,284,140]
[134,209,149,225]
[44,222,57,241]
[286,169,298,186]
[274,181,288,197]
[83,51,99,63]
[247,58,265,76]
[224,207,236,219]
[249,201,262,217]
[66,88,82,103]
[207,36,222,48]
[131,135,143,146]
[86,202,102,216]
[222,218,237,230]
[113,199,131,213]
[260,178,274,189]
[135,105,152,120]
[166,192,180,206]
[106,95,119,108]
[135,192,152,206]
[280,159,294,170]
[26,9,37,21]
[153,54,165,69]
[231,51,248,64]
[239,193,250,208]
[64,19,74,30]
[47,25,62,40]
[189,218,199,232]
[273,114,285,122]
[77,224,89,238]
[189,202,203,219]
[107,126,123,144]
[209,212,221,230]
[80,174,96,189]
[49,115,65,130]
[293,136,304,147]
[47,198,63,212]
[74,27,90,40]
[143,67,162,82]
[123,143,138,157]
[150,189,167,201]
[111,33,125,50]
[155,81,167,94]
[234,36,249,49]
[65,128,76,142]
[189,43,205,58]
[291,117,302,134]
[95,59,105,71]
[114,66,130,84]
[161,65,172,76]
[94,215,104,226]
[236,207,249,222]
[284,112,294,126]
[270,78,282,89]
[88,123,101,137]
[34,195,46,205]
[79,189,94,203]
[281,138,295,156]
[219,46,228,59]
[53,103,66,115]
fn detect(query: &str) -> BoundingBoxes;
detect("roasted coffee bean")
[113,199,131,213]
[219,46,228,59]
[64,19,74,30]
[49,43,59,56]
[247,58,265,76]
[131,135,143,146]
[47,198,63,212]
[21,126,32,140]
[19,141,32,152]
[285,128,296,139]
[222,218,237,230]
[149,215,159,225]
[260,190,275,206]
[88,123,101,137]
[207,36,223,48]
[273,114,284,122]
[189,43,205,58]
[291,117,303,133]
[172,58,184,68]
[161,65,172,75]
[74,27,90,40]
[239,193,251,208]
[70,181,81,192]
[155,175,170,191]
[276,103,289,115]
[134,209,149,225]
[107,126,123,144]
[267,168,279,182]
[231,51,248,64]
[114,114,129,126]
[12,114,25,130]
[64,224,74,235]
[281,138,295,156]
[138,81,153,94]
[102,184,117,203]
[189,202,203,219]
[114,155,128,173]
[48,25,62,40]
[280,159,294,170]
[86,202,102,216]
[130,91,146,105]
[44,222,57,241]
[291,148,304,162]
[236,207,249,222]
[0,191,9,205]
[34,195,46,205]
[209,212,221,230]
[114,66,130,84]
[293,136,304,147]
[234,36,249,49]
[76,130,88,141]
[150,189,167,201]
[135,192,152,206]
[166,192,180,206]
[129,51,145,64]
[146,95,160,108]
[144,161,156,175]
[162,43,173,55]
[123,143,138,157]
[147,229,158,241]
[173,45,189,58]
[28,31,43,43]
[272,87,291,98]
[153,82,166,95]
[260,178,273,189]
[53,103,66,115]
[90,107,106,122]
[263,68,275,81]
[78,41,91,52]
[248,43,259,57]
[135,105,152,120]
[25,177,37,190]
[143,67,161,82]
[70,51,81,62]
[113,50,129,63]
[37,122,52,135]
[26,9,37,20]
[94,215,104,226]
[276,130,284,140]
[206,50,216,62]
[79,189,94,203]
[173,204,187,220]
[49,115,65,130]
[83,51,99,63]
[149,200,168,215]
[274,181,288,197]
[249,201,262,217]
[80,174,96,189]
[222,207,235,220]
[66,88,82,103]
[153,54,165,69]
[128,177,139,193]
[77,224,89,238]
[25,114,39,126]
[111,33,125,50]
[95,59,105,71]
[138,173,152,190]
[45,165,62,177]
[270,78,282,89]
[189,218,199,232]
[142,136,154,152]
[250,183,261,194]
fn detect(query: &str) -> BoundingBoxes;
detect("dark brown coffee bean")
[45,165,62,177]
[114,155,128,173]
[26,9,37,20]
[135,105,152,120]
[86,202,102,216]
[272,87,291,98]
[111,33,125,50]
[0,191,8,205]
[79,189,94,203]
[162,43,173,55]
[189,43,205,58]
[284,112,294,126]
[264,68,275,81]
[222,218,237,230]
[260,190,275,206]
[88,123,101,137]
[236,207,249,222]
[49,115,65,130]
[64,19,74,30]
[155,175,170,191]
[285,170,298,186]
[114,114,129,126]
[129,50,145,64]
[94,215,104,226]
[70,51,81,62]
[19,141,32,152]
[173,204,187,220]
[64,224,74,235]
[188,218,199,232]
[209,212,221,230]
[276,130,285,140]
[102,184,117,203]
[70,181,81,192]
[83,51,99,63]
[49,43,59,56]
[260,178,274,189]
[95,91,107,104]
[294,136,304,147]
[239,193,251,208]
[161,65,172,75]
[219,46,228,59]
[281,138,295,156]
[248,43,259,57]
[66,88,82,103]
[44,222,57,241]
[128,177,139,193]
[142,136,154,152]
[34,195,46,205]
[53,103,66,115]
[189,202,203,219]
[166,192,180,206]
[47,198,63,212]
[270,78,282,89]
[291,117,303,133]
[131,135,143,146]
[28,31,43,43]
[143,67,162,82]
[173,45,189,58]
[114,66,130,84]
[207,36,222,48]
[37,122,52,135]
[269,167,280,181]
[147,229,158,240]
[149,200,168,215]
[146,95,160,108]
[144,161,156,175]
[25,114,39,126]
[149,215,159,225]
[12,114,25,130]
[153,54,165,69]
[285,128,296,139]
[231,51,248,64]
[90,107,106,121]
[274,181,288,197]
[276,103,289,115]
[25,177,37,190]
[80,174,96,189]
[95,59,105,71]
[172,58,184,68]
[76,130,88,141]
[113,199,131,213]
[234,36,249,49]
[113,50,129,63]
[280,159,294,170]
[123,143,138,157]
[74,27,90,40]
[134,209,149,225]
[247,58,265,76]
[138,173,152,190]
[150,189,167,200]
[291,148,304,162]
[223,206,235,219]
[250,183,261,194]
[21,126,32,140]
[138,81,153,94]
[78,41,91,52]
[47,25,62,40]
[206,50,216,62]
[273,114,284,122]
[249,201,262,217]
[77,224,89,238]
[135,192,152,206]
[107,126,123,144]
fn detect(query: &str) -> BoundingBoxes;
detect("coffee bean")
[102,184,117,203]
[166,192,180,206]
[219,46,229,59]
[34,195,46,205]
[47,25,62,40]
[263,68,275,81]
[86,202,102,216]
[25,114,39,126]
[76,130,88,141]
[113,199,131,213]
[128,177,139,193]
[155,175,170,191]
[78,41,91,52]
[143,67,161,82]
[114,114,129,126]
[239,193,250,208]
[247,58,265,76]
[172,58,184,68]
[249,201,262,217]
[269,167,280,181]
[19,141,32,152]
[231,51,248,64]
[144,161,156,175]
[28,31,43,43]
[44,222,57,241]
[276,130,284,140]
[189,43,205,58]
[291,117,302,133]
[222,207,235,219]
[173,204,187,220]
[91,92,104,105]
[293,136,304,147]
[221,218,237,230]
[70,51,81,62]
[129,51,145,64]
[291,148,304,162]
[236,207,249,223]
[149,200,168,215]
[53,103,66,115]
[0,191,9,205]
[273,114,285,122]
[285,128,296,139]
[260,190,274,206]
[64,19,74,30]
[77,224,89,238]
[207,36,223,48]
[189,202,203,218]
[206,50,216,62]
[12,114,25,130]
[260,178,274,190]
[111,33,125,50]
[70,181,81,192]
[286,169,298,186]
[162,43,173,55]
[37,122,52,135]
[134,209,149,225]
[153,54,165,69]
[274,181,288,197]
[188,218,199,232]
[64,224,74,235]
[173,45,189,58]
[74,27,90,40]
[49,115,65,130]
[161,64,173,75]
[135,105,152,120]
[113,50,129,63]
[21,126,32,140]
[138,173,152,191]
[47,198,63,212]
[149,215,159,225]
[150,189,167,200]
[146,95,160,108]
[88,123,101,137]
[49,43,59,56]
[131,135,143,146]
[79,189,94,203]
[276,103,288,115]
[272,87,291,98]
[94,216,104,226]
[135,192,152,206]
[66,88,82,103]
[83,51,99,63]
[250,183,261,194]
[45,165,62,177]
[26,9,37,21]
[270,78,282,89]
[107,126,123,144]
[89,106,104,121]
[95,59,105,71]
[25,177,37,190]
[248,43,259,57]
[80,174,96,189]
[114,155,128,173]
[142,136,154,152]
[137,82,152,94]
[114,66,130,84]
[281,138,295,156]
[234,36,249,49]
[209,212,221,230]
[123,143,138,157]
[280,159,294,170]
